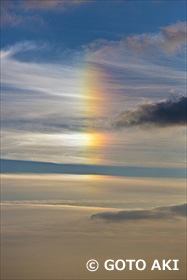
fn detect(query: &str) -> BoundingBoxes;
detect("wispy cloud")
[86,22,186,55]
[91,203,187,222]
[20,0,81,11]
[1,41,82,99]
[124,22,186,54]
[1,40,186,166]
[1,1,44,27]
[111,96,187,129]
[85,24,186,103]
[1,0,85,26]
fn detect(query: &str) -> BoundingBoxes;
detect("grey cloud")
[1,1,44,27]
[111,96,187,128]
[1,1,22,26]
[159,204,187,217]
[1,0,84,26]
[159,22,186,53]
[91,203,187,222]
[124,22,186,54]
[20,0,83,11]
[86,22,186,55]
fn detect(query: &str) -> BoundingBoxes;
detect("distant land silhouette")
[1,159,186,178]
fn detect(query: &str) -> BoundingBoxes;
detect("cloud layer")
[111,96,187,128]
[2,203,186,279]
[91,203,187,222]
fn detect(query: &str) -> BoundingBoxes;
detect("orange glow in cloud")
[81,63,109,164]
[83,132,106,147]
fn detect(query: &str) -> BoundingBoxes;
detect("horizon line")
[1,158,186,178]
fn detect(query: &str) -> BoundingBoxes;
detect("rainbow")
[81,62,108,164]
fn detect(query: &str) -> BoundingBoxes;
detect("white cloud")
[1,42,83,99]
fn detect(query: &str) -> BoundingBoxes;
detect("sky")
[1,0,187,169]
[1,1,187,279]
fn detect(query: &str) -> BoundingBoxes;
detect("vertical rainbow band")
[81,62,108,164]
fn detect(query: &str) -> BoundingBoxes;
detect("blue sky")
[2,1,186,50]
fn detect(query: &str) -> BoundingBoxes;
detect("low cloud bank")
[91,203,187,222]
[112,96,187,128]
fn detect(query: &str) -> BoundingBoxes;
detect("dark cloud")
[111,96,187,128]
[91,203,187,222]
[159,204,187,217]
